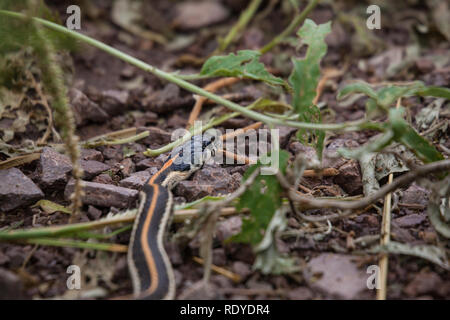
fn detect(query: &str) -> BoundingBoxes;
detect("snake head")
[161,134,218,188]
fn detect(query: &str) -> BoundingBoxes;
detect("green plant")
[0,4,448,278]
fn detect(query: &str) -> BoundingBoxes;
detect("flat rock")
[175,181,212,202]
[0,168,44,211]
[303,253,368,299]
[69,88,108,126]
[401,184,430,206]
[80,149,104,162]
[64,179,138,208]
[175,167,240,201]
[39,147,73,189]
[334,160,363,195]
[80,160,110,180]
[173,1,230,30]
[394,213,426,228]
[193,167,240,193]
[119,171,151,189]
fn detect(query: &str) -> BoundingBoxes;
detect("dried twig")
[313,67,347,105]
[284,159,450,220]
[193,256,241,283]
[377,98,401,300]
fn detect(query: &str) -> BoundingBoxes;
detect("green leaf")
[376,82,425,109]
[250,98,293,113]
[338,82,378,100]
[288,19,331,160]
[32,200,71,214]
[231,150,289,246]
[338,81,449,111]
[389,108,444,163]
[417,86,450,100]
[289,19,331,114]
[200,50,287,88]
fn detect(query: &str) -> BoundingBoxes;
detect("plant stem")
[0,9,366,132]
[259,0,321,54]
[82,131,149,148]
[23,238,128,252]
[218,0,263,52]
[0,215,135,240]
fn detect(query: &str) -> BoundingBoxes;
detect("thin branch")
[288,158,450,213]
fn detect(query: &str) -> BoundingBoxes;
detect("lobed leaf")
[376,82,425,108]
[200,50,287,88]
[417,86,450,100]
[288,19,331,160]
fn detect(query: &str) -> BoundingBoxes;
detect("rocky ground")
[0,0,449,299]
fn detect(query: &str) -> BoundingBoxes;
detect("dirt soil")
[0,0,449,300]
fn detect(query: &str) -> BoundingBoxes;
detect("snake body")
[127,135,216,299]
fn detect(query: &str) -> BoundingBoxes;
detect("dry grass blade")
[193,256,241,283]
[377,98,401,300]
[0,153,41,169]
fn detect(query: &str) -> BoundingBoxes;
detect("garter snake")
[127,134,217,299]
